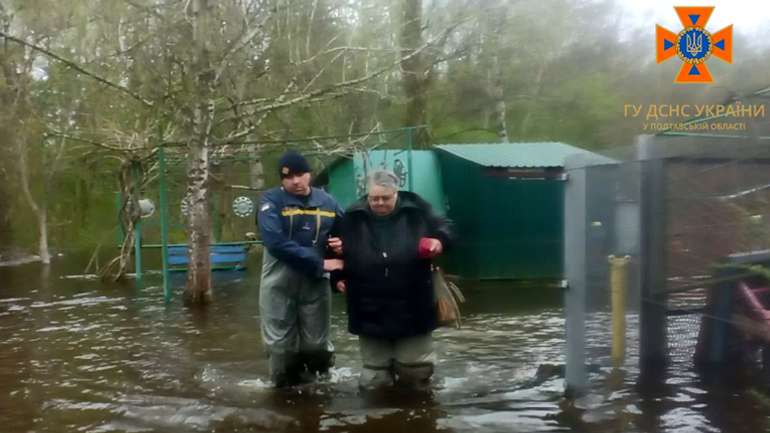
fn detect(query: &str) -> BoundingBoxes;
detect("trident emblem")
[686,33,703,57]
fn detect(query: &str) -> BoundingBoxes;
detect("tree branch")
[218,22,464,144]
[45,130,130,153]
[123,0,165,19]
[213,7,274,85]
[0,31,154,107]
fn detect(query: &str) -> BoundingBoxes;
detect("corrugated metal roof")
[435,142,614,168]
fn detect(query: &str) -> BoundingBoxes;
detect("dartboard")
[232,196,255,218]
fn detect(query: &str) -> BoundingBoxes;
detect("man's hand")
[327,237,343,256]
[324,258,344,272]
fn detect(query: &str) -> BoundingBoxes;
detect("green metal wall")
[326,158,357,209]
[437,152,564,280]
[325,149,565,280]
[326,150,447,215]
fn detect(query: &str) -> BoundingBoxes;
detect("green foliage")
[0,0,768,254]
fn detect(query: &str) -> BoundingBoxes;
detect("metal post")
[406,127,414,192]
[134,220,143,285]
[132,163,143,286]
[709,266,734,364]
[609,255,631,368]
[213,191,222,243]
[564,154,589,395]
[637,135,669,370]
[158,145,171,303]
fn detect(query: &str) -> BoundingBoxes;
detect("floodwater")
[1,257,769,433]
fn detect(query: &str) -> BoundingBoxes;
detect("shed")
[435,142,614,280]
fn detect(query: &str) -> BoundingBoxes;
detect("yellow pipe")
[609,255,631,368]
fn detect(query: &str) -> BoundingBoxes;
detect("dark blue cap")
[278,150,311,178]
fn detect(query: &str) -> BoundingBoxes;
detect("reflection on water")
[0,258,768,433]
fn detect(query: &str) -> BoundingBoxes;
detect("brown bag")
[432,266,465,328]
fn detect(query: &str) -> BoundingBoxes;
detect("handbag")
[432,265,465,328]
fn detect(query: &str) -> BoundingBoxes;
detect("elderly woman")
[334,170,453,389]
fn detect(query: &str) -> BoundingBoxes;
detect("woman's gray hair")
[367,170,399,192]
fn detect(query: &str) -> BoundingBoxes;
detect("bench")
[166,245,247,271]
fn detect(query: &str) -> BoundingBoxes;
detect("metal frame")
[564,129,770,394]
[143,126,424,302]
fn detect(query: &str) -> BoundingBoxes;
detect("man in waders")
[257,150,344,387]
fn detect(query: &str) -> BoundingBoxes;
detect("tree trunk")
[3,40,49,264]
[184,0,214,304]
[185,141,213,304]
[400,0,430,148]
[483,12,508,142]
[37,209,50,265]
[96,159,140,281]
[249,143,265,190]
[491,53,509,142]
[0,180,11,246]
[17,136,51,264]
[520,61,546,137]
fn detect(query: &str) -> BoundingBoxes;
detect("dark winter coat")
[339,191,453,339]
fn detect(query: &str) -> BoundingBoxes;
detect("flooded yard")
[1,258,768,433]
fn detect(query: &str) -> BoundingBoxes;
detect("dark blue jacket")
[257,187,343,278]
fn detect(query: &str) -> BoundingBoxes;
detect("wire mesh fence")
[565,133,770,392]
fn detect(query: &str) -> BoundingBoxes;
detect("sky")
[618,0,770,36]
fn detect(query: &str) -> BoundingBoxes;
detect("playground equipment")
[116,146,262,301]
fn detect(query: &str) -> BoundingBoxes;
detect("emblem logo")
[656,7,732,83]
